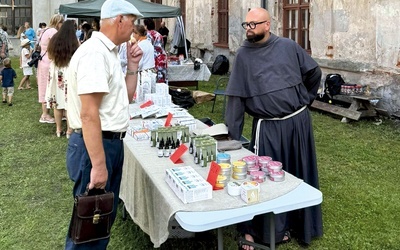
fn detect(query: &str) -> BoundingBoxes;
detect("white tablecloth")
[167,63,211,82]
[119,120,302,248]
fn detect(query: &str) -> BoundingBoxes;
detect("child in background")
[0,58,17,106]
[18,38,33,90]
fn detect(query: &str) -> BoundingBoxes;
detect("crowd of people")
[0,8,175,114]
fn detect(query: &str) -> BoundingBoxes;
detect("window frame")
[0,0,32,36]
[213,0,229,48]
[282,0,311,53]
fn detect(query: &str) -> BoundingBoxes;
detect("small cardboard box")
[240,181,260,204]
[165,166,212,204]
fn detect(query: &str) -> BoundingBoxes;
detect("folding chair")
[211,76,229,117]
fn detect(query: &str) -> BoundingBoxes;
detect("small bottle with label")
[203,152,208,167]
[171,140,176,155]
[157,139,164,158]
[200,152,204,166]
[164,139,170,157]
[194,150,199,164]
[156,136,160,148]
[189,141,193,154]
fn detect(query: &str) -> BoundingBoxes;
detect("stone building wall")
[24,0,400,114]
[179,0,400,115]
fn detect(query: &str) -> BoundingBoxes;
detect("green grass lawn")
[1,59,399,249]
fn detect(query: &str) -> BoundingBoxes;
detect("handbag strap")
[37,28,49,45]
[37,28,51,57]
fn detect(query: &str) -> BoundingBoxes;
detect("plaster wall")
[167,0,259,64]
[25,0,400,114]
[309,0,400,114]
[32,0,75,30]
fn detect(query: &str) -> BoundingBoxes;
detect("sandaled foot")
[56,131,65,137]
[18,87,24,90]
[39,116,56,124]
[240,234,255,250]
[280,231,291,244]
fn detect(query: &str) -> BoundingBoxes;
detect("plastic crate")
[168,218,195,238]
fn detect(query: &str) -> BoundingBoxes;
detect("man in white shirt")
[65,0,143,249]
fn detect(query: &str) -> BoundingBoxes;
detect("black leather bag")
[169,86,195,109]
[68,187,114,244]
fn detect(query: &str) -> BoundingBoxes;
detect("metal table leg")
[217,227,224,250]
[269,213,275,250]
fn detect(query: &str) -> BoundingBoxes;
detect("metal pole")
[217,227,224,250]
[269,213,275,250]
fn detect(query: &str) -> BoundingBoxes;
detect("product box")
[127,125,150,141]
[165,166,212,204]
[240,181,260,204]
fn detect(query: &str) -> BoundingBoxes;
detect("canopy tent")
[59,0,187,58]
[59,0,181,18]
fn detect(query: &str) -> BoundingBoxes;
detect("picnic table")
[311,94,381,122]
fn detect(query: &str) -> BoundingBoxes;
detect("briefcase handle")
[84,184,108,196]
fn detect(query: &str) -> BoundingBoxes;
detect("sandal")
[238,231,291,249]
[239,234,255,250]
[39,116,56,124]
[280,231,291,244]
[18,87,24,90]
[56,131,66,138]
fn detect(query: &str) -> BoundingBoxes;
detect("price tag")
[164,112,173,127]
[140,100,153,108]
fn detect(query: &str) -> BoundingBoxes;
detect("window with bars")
[0,0,32,36]
[282,0,310,52]
[214,0,228,48]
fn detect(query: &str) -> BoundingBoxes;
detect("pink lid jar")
[268,171,285,182]
[250,171,266,183]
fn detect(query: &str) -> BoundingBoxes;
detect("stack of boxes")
[144,83,172,107]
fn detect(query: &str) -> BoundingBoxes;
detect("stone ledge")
[314,58,400,75]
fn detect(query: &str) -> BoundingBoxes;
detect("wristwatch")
[126,69,139,75]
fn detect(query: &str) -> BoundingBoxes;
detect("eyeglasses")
[241,20,269,30]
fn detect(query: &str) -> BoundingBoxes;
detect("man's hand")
[126,41,143,67]
[88,166,108,189]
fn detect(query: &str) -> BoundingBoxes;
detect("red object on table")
[170,144,188,164]
[207,161,222,190]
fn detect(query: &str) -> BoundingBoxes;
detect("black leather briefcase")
[69,187,114,244]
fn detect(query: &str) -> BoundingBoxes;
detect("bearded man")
[225,7,323,250]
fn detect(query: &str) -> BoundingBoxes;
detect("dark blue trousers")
[65,132,124,250]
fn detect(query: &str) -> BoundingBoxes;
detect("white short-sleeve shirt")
[66,31,129,132]
[137,39,155,71]
[21,47,31,67]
